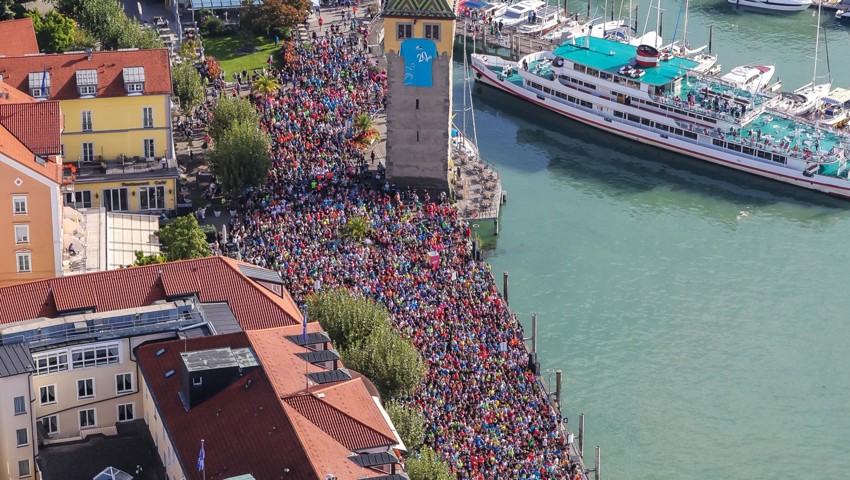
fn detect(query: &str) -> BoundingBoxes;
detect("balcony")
[71,157,179,184]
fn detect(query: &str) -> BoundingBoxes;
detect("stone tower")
[381,0,456,191]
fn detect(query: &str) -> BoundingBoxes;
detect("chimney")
[179,347,259,409]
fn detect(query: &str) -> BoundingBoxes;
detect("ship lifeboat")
[635,45,660,68]
[630,68,645,78]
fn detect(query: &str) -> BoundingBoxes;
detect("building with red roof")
[0,47,178,214]
[0,257,406,480]
[0,80,64,287]
[0,18,39,56]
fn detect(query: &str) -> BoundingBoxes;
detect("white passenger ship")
[470,37,850,198]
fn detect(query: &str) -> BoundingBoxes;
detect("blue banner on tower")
[400,38,437,87]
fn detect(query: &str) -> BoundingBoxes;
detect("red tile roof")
[136,333,318,480]
[0,19,39,56]
[0,121,61,183]
[0,257,301,327]
[284,394,396,450]
[0,86,63,156]
[0,49,172,101]
[137,331,399,480]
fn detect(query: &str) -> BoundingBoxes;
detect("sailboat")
[771,3,831,116]
[661,0,719,75]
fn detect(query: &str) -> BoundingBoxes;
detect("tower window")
[397,23,413,40]
[424,24,441,41]
[415,99,420,109]
[416,131,420,142]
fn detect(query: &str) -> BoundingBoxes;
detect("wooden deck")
[455,17,577,60]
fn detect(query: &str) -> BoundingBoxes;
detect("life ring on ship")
[471,211,479,218]
[482,56,488,63]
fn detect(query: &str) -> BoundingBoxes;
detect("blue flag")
[197,440,205,472]
[302,312,307,343]
[40,67,47,92]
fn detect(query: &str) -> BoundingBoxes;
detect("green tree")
[344,326,424,399]
[306,289,393,352]
[339,215,372,243]
[132,250,167,266]
[65,0,162,50]
[241,0,309,36]
[406,447,454,480]
[250,75,281,98]
[207,120,271,195]
[172,62,204,114]
[156,215,210,261]
[386,401,425,453]
[208,96,260,142]
[28,10,95,53]
[353,113,380,150]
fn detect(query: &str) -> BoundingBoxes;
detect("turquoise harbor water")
[456,2,850,478]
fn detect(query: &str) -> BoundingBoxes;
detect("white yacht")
[813,88,850,127]
[728,0,812,12]
[495,0,545,28]
[720,64,777,92]
[516,5,564,35]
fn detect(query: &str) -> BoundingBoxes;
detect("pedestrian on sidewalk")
[318,16,324,30]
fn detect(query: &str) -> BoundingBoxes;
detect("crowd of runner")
[203,10,583,480]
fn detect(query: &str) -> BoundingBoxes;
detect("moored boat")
[495,0,544,28]
[812,88,850,127]
[516,5,565,35]
[720,64,779,92]
[728,0,812,12]
[470,37,850,198]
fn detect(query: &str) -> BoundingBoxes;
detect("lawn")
[203,34,283,77]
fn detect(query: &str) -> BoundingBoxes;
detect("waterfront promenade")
[190,7,589,478]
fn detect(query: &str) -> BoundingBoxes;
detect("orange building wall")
[0,160,60,287]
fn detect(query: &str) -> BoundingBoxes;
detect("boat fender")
[471,211,479,218]
[482,56,488,63]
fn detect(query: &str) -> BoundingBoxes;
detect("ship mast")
[812,0,821,87]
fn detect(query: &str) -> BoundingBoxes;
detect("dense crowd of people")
[209,9,583,480]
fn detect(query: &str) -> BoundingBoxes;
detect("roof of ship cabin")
[553,36,700,87]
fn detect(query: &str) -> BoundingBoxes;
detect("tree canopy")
[241,0,310,36]
[207,120,271,195]
[132,250,167,266]
[306,288,392,352]
[58,0,162,50]
[406,447,454,480]
[156,215,210,261]
[172,62,205,114]
[208,96,261,142]
[344,326,424,399]
[27,10,95,53]
[386,401,425,453]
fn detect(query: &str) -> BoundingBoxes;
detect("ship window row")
[532,82,593,109]
[614,111,698,139]
[571,63,640,89]
[558,74,597,90]
[631,97,717,124]
[711,138,786,164]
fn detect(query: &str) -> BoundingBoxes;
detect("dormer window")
[122,67,145,95]
[76,69,98,97]
[27,71,51,99]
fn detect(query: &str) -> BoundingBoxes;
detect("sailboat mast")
[683,0,689,51]
[462,31,468,142]
[812,0,821,86]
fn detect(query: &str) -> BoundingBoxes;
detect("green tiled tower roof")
[382,0,456,19]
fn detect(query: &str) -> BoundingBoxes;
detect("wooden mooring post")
[502,271,509,305]
[594,446,601,480]
[578,413,585,457]
[530,314,537,353]
[555,369,562,409]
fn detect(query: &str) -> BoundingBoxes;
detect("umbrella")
[137,1,143,17]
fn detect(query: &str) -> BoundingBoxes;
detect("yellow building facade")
[61,94,172,163]
[0,48,179,214]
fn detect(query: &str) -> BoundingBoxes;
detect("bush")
[406,447,454,480]
[306,289,392,352]
[200,16,224,37]
[344,325,424,399]
[386,401,425,452]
